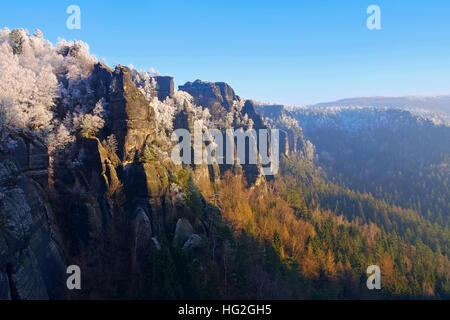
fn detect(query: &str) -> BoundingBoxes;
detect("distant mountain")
[311,96,450,125]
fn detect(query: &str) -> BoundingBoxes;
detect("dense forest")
[292,108,450,225]
[139,152,450,299]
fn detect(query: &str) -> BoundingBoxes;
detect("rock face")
[46,64,214,299]
[179,80,239,122]
[172,100,221,187]
[255,104,308,154]
[179,80,280,184]
[182,234,202,250]
[109,65,157,162]
[241,100,265,130]
[153,76,174,102]
[173,218,194,247]
[0,135,66,300]
[9,137,49,188]
[179,80,238,112]
[0,64,298,300]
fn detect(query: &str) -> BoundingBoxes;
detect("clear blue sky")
[1,0,450,105]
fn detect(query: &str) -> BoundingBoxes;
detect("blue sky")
[1,0,450,105]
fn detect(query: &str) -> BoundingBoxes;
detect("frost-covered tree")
[150,97,176,132]
[170,90,212,129]
[0,28,98,146]
[48,123,75,155]
[130,68,157,101]
[0,28,58,136]
[130,68,178,133]
[104,134,118,154]
[78,99,106,137]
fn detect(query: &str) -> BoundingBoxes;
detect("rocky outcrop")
[179,80,240,127]
[179,81,277,184]
[91,63,157,163]
[172,218,194,247]
[47,65,214,298]
[241,100,265,130]
[0,135,66,300]
[182,234,202,250]
[153,76,174,102]
[0,64,300,300]
[8,137,49,188]
[255,104,308,154]
[50,135,133,299]
[179,80,238,113]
